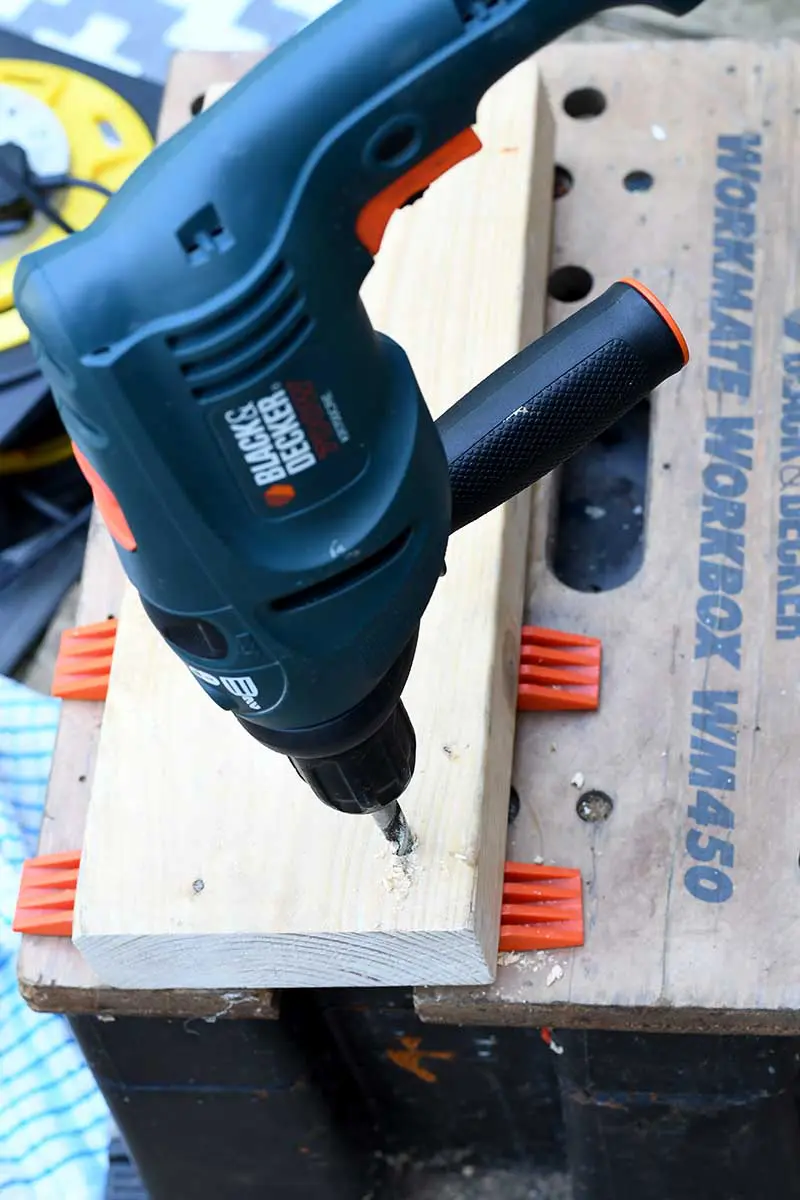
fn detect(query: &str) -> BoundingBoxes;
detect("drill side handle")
[436,280,690,534]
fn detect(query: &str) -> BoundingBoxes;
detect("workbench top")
[420,39,800,1032]
[19,41,800,1032]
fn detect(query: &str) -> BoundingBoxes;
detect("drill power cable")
[0,154,115,237]
[0,152,72,234]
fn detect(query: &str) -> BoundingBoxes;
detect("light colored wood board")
[71,60,555,991]
[155,50,264,142]
[18,513,122,1008]
[17,52,276,1019]
[418,40,800,1030]
[584,2,800,41]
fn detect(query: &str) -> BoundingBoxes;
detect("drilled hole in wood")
[576,791,614,823]
[563,87,607,119]
[554,164,574,198]
[624,170,655,193]
[190,93,205,116]
[548,265,593,303]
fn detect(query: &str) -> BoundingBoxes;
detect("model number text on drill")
[188,666,261,712]
[224,387,317,487]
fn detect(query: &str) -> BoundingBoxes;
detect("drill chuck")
[236,636,419,841]
[291,701,416,816]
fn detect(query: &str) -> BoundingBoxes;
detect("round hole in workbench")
[563,87,607,119]
[554,164,574,198]
[551,398,651,593]
[624,170,655,193]
[548,265,593,303]
[576,791,614,823]
[508,786,521,825]
[598,425,624,449]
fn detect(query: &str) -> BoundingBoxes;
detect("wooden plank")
[155,50,263,142]
[418,40,800,1032]
[17,513,123,1011]
[17,52,275,1019]
[70,59,555,991]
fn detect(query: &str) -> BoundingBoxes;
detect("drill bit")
[373,800,415,856]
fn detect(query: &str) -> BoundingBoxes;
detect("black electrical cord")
[0,157,74,234]
[0,161,114,238]
[40,174,113,199]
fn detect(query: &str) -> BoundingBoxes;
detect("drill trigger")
[356,127,482,256]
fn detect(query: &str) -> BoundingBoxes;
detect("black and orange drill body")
[14,0,699,820]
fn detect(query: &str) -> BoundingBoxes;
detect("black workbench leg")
[70,1009,374,1200]
[553,1030,800,1200]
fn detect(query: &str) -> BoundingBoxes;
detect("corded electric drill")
[14,0,699,853]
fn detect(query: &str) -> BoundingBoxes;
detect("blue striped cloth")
[0,676,110,1199]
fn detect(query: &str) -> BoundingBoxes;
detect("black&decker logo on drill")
[224,385,317,488]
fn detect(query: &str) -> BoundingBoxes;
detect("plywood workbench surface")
[420,39,800,1033]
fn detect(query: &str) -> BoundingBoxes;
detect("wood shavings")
[525,950,565,977]
[378,842,419,904]
[571,771,585,789]
[533,855,544,865]
[498,950,522,966]
[546,964,564,987]
[382,862,413,901]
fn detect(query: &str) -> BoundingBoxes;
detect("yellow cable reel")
[0,58,154,354]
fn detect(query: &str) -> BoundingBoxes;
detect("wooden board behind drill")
[420,40,800,1032]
